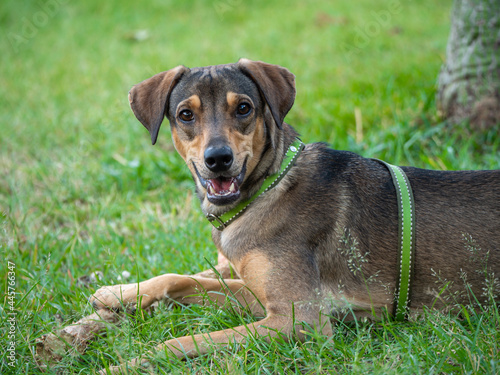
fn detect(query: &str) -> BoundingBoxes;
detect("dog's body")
[91,60,499,373]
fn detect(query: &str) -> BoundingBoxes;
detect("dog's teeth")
[208,185,215,195]
[230,183,236,193]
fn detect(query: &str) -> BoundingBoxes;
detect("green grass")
[1,0,499,373]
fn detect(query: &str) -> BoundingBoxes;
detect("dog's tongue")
[208,177,238,195]
[212,178,231,192]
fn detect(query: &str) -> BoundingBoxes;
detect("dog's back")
[405,167,500,308]
[303,145,500,312]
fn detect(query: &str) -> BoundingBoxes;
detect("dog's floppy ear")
[128,66,189,145]
[237,59,296,129]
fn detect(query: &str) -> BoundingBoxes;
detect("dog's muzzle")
[193,159,247,206]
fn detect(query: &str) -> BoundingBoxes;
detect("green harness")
[205,140,415,321]
[371,159,416,321]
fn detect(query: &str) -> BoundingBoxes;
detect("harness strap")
[372,159,416,321]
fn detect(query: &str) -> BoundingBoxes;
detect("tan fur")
[225,91,240,108]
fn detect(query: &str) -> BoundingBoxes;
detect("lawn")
[1,0,499,373]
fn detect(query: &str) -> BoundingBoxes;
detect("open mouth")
[206,176,241,203]
[193,160,247,206]
[207,176,239,197]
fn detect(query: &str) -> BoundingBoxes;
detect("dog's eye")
[179,109,194,122]
[236,103,252,117]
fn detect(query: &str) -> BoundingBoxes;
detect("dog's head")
[129,59,295,211]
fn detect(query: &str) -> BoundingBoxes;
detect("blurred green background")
[1,0,499,373]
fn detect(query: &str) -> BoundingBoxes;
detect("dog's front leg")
[96,275,271,374]
[100,300,331,375]
[90,259,233,311]
[99,313,293,374]
[34,259,233,370]
[98,251,333,374]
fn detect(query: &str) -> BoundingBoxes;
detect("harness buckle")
[206,214,226,230]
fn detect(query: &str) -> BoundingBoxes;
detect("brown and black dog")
[91,59,499,373]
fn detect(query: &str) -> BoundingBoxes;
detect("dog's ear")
[128,66,189,145]
[237,59,295,129]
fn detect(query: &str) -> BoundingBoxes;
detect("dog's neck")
[245,122,299,199]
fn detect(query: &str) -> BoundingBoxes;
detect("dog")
[90,59,499,373]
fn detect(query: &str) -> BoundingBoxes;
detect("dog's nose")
[204,146,234,173]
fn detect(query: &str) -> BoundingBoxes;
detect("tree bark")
[437,0,500,130]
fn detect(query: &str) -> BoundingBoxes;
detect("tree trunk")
[437,0,500,130]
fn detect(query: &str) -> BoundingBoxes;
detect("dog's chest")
[211,187,285,263]
[212,218,256,263]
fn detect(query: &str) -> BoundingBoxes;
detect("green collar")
[372,159,416,321]
[206,138,305,230]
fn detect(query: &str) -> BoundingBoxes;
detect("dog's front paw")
[90,283,154,311]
